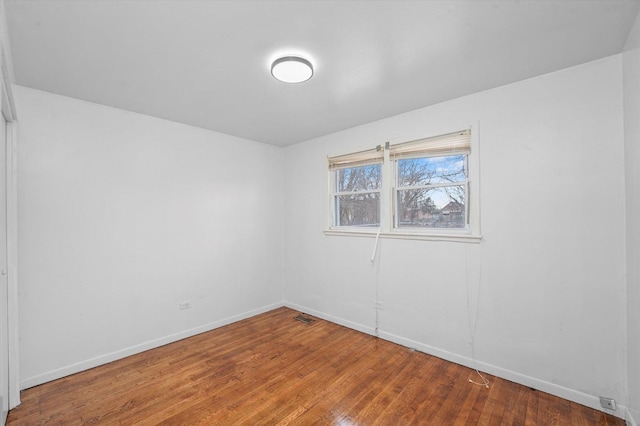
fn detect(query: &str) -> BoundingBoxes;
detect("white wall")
[284,56,627,416]
[624,10,640,426]
[15,86,284,388]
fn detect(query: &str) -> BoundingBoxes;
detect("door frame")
[1,31,19,408]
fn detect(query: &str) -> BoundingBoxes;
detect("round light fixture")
[271,56,314,83]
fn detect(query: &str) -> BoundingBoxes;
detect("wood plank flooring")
[7,307,623,425]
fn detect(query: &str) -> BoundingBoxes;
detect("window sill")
[324,228,482,243]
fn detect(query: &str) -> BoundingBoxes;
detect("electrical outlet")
[179,301,191,310]
[374,301,384,310]
[599,396,616,410]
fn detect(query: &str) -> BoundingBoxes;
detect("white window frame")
[327,145,384,231]
[329,162,383,229]
[326,123,481,243]
[392,155,469,230]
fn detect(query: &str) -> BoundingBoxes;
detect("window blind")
[389,129,471,160]
[328,146,384,170]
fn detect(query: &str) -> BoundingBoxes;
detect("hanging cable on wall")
[372,236,381,337]
[370,142,388,337]
[371,226,382,263]
[465,243,489,388]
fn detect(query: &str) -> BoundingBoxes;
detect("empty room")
[0,0,639,424]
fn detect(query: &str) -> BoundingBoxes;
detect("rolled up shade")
[328,146,383,170]
[390,129,470,160]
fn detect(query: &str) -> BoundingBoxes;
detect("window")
[328,146,383,228]
[333,164,382,227]
[327,128,479,241]
[395,155,467,229]
[391,129,471,231]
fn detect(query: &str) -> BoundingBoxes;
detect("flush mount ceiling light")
[271,56,314,83]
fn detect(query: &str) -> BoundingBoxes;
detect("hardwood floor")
[7,307,623,425]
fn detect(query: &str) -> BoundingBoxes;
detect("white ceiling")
[5,0,640,147]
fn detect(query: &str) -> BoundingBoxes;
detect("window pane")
[398,155,466,187]
[337,164,381,192]
[336,193,380,227]
[397,186,465,228]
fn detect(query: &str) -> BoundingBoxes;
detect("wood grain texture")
[7,307,624,425]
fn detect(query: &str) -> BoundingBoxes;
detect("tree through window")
[327,129,475,237]
[395,155,467,229]
[334,164,381,227]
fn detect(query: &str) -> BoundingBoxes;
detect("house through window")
[327,128,478,240]
[395,155,467,229]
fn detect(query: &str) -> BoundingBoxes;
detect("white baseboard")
[628,407,639,426]
[20,302,285,390]
[378,330,627,420]
[286,301,627,420]
[1,397,6,426]
[284,302,376,336]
